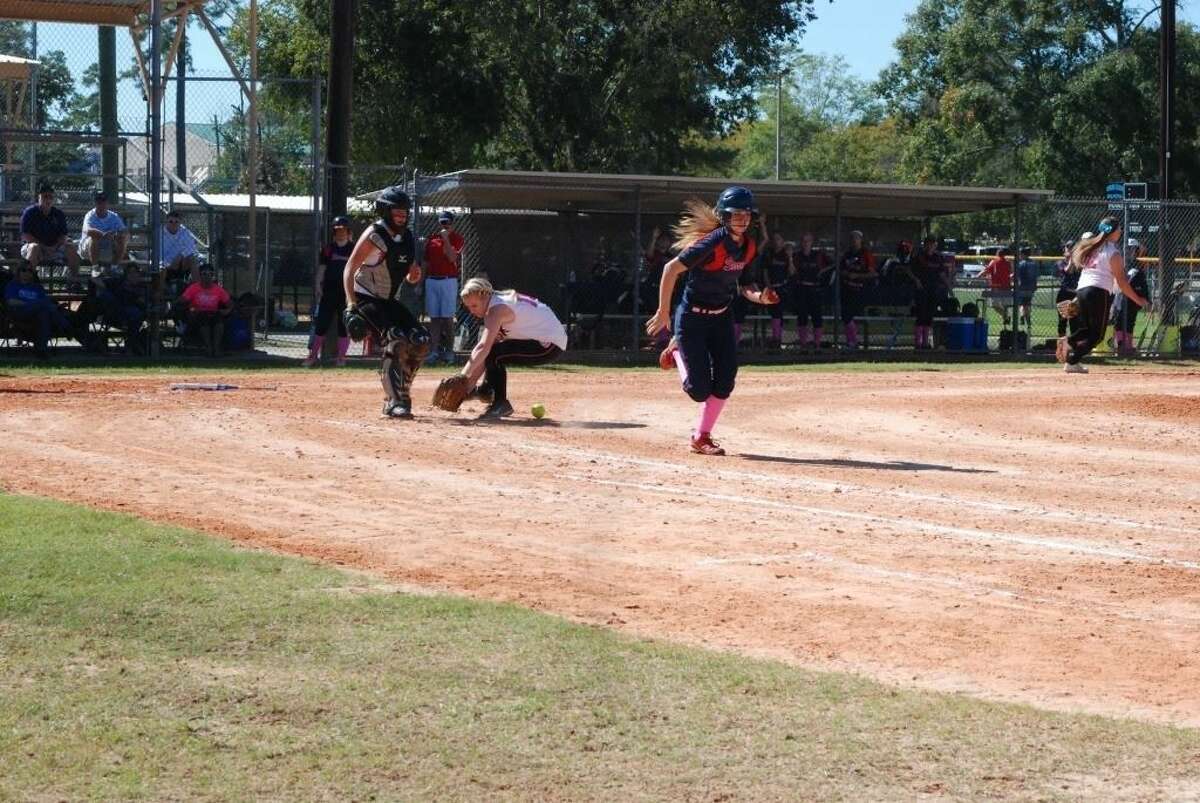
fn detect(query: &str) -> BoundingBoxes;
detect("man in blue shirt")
[20,183,80,277]
[1016,246,1040,328]
[4,264,74,358]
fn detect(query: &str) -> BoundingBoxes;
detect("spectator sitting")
[1015,246,1039,328]
[79,191,128,266]
[177,263,233,357]
[20,182,80,278]
[979,247,1013,324]
[4,263,76,358]
[93,263,148,353]
[160,208,198,282]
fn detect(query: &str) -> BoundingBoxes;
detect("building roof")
[0,0,147,25]
[0,54,39,81]
[405,169,1054,219]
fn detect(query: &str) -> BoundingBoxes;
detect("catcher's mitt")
[343,306,369,341]
[432,374,472,412]
[1056,299,1079,319]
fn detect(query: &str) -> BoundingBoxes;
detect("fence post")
[832,193,843,351]
[1011,199,1021,354]
[632,184,642,353]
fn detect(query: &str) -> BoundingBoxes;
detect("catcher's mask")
[375,186,411,233]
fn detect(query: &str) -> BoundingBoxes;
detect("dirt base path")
[3,366,1199,726]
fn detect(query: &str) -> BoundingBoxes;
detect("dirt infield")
[3,365,1199,726]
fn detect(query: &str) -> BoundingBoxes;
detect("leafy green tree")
[249,0,826,174]
[733,52,887,180]
[878,0,1200,195]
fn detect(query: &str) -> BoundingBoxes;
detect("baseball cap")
[37,182,54,195]
[438,211,455,224]
[94,191,108,202]
[849,229,864,238]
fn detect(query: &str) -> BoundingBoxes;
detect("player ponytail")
[1071,217,1119,269]
[672,198,721,251]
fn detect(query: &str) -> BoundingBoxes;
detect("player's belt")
[689,305,729,315]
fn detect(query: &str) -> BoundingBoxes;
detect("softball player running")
[645,186,778,456]
[1062,216,1151,373]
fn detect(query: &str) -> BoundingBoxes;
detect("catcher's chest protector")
[356,222,415,301]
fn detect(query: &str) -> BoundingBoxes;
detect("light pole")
[774,72,783,180]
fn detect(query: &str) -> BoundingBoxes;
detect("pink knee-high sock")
[336,337,350,360]
[734,323,743,344]
[673,349,689,384]
[797,325,810,346]
[915,325,926,347]
[306,337,322,360]
[813,327,823,347]
[771,319,782,342]
[696,395,727,437]
[845,321,859,348]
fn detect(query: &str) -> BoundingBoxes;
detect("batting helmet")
[374,186,411,221]
[715,186,758,223]
[331,215,351,229]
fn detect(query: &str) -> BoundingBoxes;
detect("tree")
[878,0,1200,195]
[733,52,886,180]
[250,0,827,175]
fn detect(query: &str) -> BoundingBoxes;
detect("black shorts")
[354,293,420,337]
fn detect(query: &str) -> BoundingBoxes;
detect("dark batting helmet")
[714,186,758,223]
[374,186,411,221]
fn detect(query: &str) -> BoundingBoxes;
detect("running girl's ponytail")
[672,198,721,251]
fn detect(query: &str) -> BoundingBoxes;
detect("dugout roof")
[0,0,193,26]
[405,170,1053,219]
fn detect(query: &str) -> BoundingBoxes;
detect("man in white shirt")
[80,191,128,266]
[159,208,198,280]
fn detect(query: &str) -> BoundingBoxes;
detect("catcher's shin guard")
[379,326,431,409]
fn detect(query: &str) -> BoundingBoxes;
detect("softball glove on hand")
[432,373,472,412]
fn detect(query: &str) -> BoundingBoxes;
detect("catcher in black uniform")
[341,186,431,418]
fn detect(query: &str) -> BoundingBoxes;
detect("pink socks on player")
[336,337,350,363]
[845,321,859,349]
[696,395,726,438]
[770,318,782,343]
[797,325,810,346]
[813,327,823,348]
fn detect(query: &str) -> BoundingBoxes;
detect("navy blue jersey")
[320,240,354,294]
[793,248,827,285]
[763,247,790,286]
[676,227,758,310]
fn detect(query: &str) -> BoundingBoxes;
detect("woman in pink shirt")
[178,263,234,357]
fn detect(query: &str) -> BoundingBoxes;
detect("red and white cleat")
[690,433,725,456]
[658,337,679,371]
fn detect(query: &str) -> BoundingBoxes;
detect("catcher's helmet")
[374,186,411,221]
[715,186,757,222]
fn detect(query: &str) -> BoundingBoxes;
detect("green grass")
[2,495,1198,800]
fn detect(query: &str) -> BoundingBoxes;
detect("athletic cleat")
[383,399,414,419]
[1063,363,1088,374]
[658,338,679,371]
[690,433,725,456]
[477,399,514,420]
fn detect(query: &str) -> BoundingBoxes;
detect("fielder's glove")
[432,373,472,412]
[343,305,369,341]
